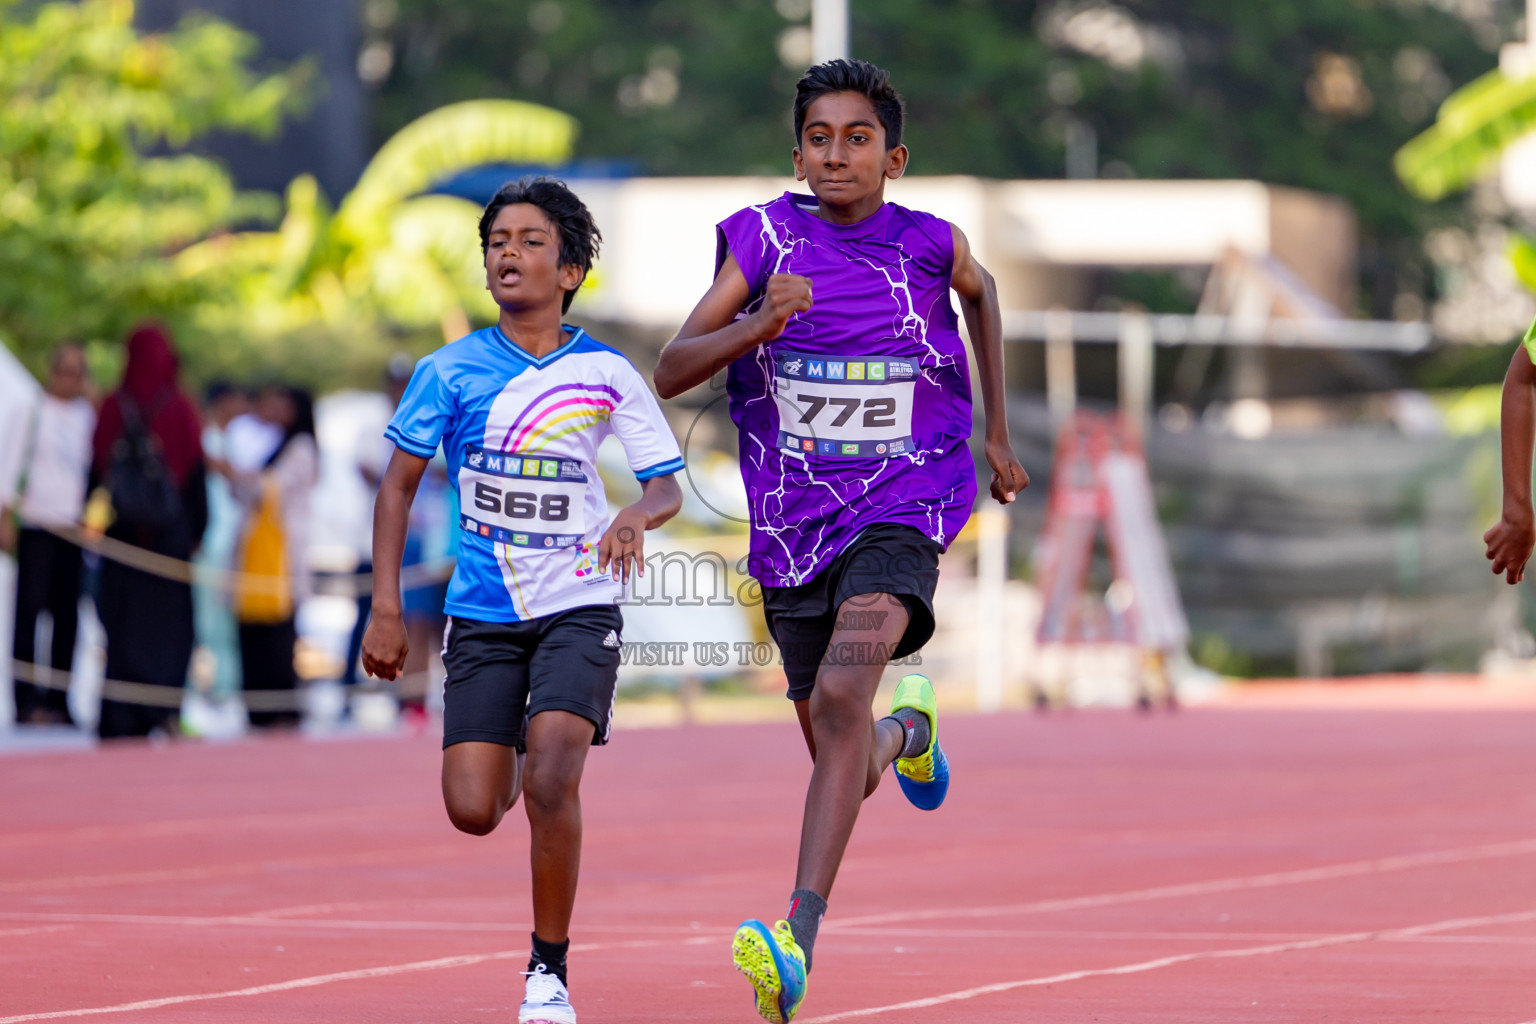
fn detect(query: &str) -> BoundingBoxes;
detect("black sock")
[786,888,826,972]
[529,932,569,985]
[884,708,931,760]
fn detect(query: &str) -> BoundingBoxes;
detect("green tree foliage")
[1395,63,1536,302]
[372,0,1511,316]
[179,100,578,352]
[0,0,308,366]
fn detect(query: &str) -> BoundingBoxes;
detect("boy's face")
[484,203,584,313]
[793,92,908,205]
[46,347,87,401]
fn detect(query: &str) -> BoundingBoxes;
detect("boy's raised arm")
[950,222,1028,505]
[654,254,811,399]
[362,447,430,680]
[1487,343,1536,584]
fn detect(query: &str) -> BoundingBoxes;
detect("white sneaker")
[519,964,576,1024]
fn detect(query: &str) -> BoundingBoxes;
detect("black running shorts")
[441,605,623,750]
[761,523,942,701]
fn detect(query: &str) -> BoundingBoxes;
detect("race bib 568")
[773,351,917,458]
[459,445,588,549]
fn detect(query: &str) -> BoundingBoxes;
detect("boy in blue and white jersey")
[364,179,683,1024]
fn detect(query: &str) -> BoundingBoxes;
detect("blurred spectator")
[0,344,94,726]
[192,382,250,700]
[397,452,455,718]
[228,387,317,729]
[341,355,412,695]
[224,384,283,477]
[91,324,208,740]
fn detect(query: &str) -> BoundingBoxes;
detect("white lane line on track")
[0,911,716,936]
[827,836,1536,929]
[242,900,391,919]
[14,912,1471,946]
[831,926,1332,942]
[0,912,1407,945]
[801,908,1536,1023]
[9,836,1535,935]
[7,908,1529,1023]
[4,906,1531,1022]
[0,843,464,894]
[1391,934,1536,944]
[0,937,685,1023]
[0,926,72,939]
[0,806,406,851]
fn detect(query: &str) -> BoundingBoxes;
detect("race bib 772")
[773,350,918,458]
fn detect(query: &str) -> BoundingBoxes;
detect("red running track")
[2,708,1536,1023]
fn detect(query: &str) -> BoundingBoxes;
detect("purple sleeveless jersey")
[717,192,977,587]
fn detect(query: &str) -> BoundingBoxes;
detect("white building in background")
[569,176,1359,328]
[1502,3,1536,211]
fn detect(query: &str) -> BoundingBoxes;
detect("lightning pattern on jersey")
[719,193,977,587]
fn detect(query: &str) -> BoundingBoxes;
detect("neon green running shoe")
[891,673,949,810]
[732,919,807,1023]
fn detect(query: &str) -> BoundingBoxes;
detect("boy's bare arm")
[1487,344,1536,584]
[599,474,683,584]
[950,223,1029,504]
[654,254,811,399]
[362,448,430,679]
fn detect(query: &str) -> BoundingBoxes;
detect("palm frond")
[1395,70,1536,201]
[386,195,499,320]
[335,100,577,240]
[1508,232,1536,291]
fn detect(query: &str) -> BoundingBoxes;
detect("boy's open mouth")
[498,266,520,284]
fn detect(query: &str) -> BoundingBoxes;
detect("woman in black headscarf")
[91,323,208,739]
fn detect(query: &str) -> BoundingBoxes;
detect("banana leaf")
[1395,69,1536,201]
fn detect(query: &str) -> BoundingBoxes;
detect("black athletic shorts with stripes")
[441,605,623,751]
[761,523,942,702]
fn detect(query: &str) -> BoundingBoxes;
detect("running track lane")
[1,708,1534,1022]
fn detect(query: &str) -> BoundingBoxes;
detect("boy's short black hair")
[478,177,602,313]
[793,59,904,150]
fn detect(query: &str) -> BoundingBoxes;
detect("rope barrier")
[12,659,189,709]
[5,523,757,712]
[6,531,452,711]
[10,658,438,711]
[27,521,456,596]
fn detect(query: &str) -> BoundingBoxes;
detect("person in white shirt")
[224,403,283,478]
[0,344,95,726]
[341,357,411,693]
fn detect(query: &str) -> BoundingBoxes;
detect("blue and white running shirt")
[386,325,684,622]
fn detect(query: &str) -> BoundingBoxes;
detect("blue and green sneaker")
[891,673,949,811]
[731,918,807,1023]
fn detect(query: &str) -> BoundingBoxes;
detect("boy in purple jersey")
[655,60,1028,1022]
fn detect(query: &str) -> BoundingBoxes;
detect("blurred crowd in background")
[0,326,457,739]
